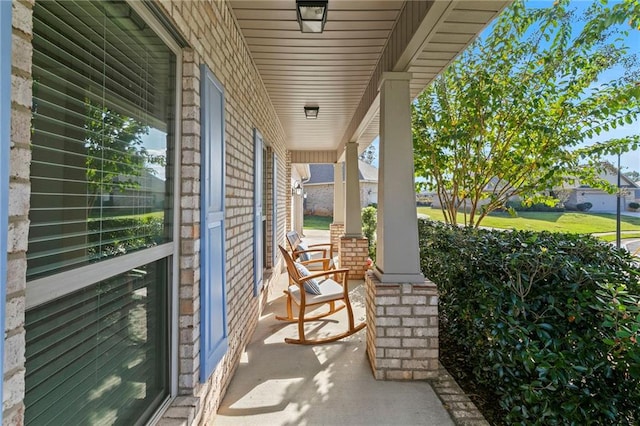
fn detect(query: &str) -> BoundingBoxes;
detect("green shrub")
[419,219,640,425]
[576,202,593,212]
[88,214,165,259]
[629,202,640,210]
[361,206,377,261]
[506,200,565,212]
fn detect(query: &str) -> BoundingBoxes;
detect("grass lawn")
[599,232,640,242]
[417,207,640,234]
[303,215,332,231]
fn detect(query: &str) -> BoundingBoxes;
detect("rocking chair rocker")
[277,246,366,345]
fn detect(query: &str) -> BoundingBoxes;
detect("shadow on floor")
[211,275,453,426]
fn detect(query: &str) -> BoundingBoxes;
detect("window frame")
[24,0,183,400]
[253,129,265,296]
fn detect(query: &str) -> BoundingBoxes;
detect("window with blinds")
[25,259,169,425]
[28,0,175,280]
[26,1,176,424]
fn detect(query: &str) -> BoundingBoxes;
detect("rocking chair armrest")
[308,243,333,250]
[295,268,350,283]
[293,248,329,258]
[294,248,327,254]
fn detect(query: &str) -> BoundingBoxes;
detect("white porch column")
[292,192,304,236]
[330,163,346,252]
[333,163,345,224]
[340,143,368,279]
[365,72,436,382]
[344,142,362,237]
[375,72,423,283]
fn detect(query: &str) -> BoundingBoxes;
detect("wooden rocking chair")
[286,230,338,270]
[277,246,366,344]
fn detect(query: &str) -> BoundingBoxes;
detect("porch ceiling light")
[304,106,319,119]
[296,0,328,33]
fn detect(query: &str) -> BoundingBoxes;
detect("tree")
[412,0,640,227]
[624,170,640,182]
[84,99,165,211]
[359,143,377,165]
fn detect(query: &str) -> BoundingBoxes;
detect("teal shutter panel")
[200,65,228,381]
[253,129,264,296]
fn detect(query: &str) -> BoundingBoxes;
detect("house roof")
[563,162,640,189]
[306,160,378,185]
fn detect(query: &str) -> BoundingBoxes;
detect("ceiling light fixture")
[296,0,328,33]
[304,106,319,119]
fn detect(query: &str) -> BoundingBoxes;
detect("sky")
[557,1,640,173]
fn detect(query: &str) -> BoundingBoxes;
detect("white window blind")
[28,0,175,280]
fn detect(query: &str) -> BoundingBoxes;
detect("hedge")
[418,219,640,425]
[88,214,165,259]
[506,200,565,212]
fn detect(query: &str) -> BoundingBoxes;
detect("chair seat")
[288,278,344,305]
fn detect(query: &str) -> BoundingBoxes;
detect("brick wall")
[329,223,345,253]
[5,1,33,424]
[156,1,289,424]
[365,272,439,381]
[4,0,291,424]
[339,236,369,280]
[304,181,378,216]
[304,183,333,216]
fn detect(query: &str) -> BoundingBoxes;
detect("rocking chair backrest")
[278,245,301,283]
[285,231,301,253]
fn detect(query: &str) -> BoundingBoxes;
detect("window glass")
[28,0,175,280]
[26,1,174,424]
[25,258,168,425]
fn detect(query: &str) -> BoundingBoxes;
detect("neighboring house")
[564,164,640,212]
[304,160,378,216]
[100,169,167,210]
[2,1,506,425]
[430,176,519,210]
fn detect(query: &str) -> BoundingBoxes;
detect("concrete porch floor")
[211,230,455,425]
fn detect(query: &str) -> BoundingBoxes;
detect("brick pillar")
[365,271,439,380]
[329,222,344,253]
[339,236,368,280]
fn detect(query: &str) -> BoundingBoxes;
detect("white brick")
[9,146,30,180]
[413,306,438,316]
[7,220,29,252]
[4,332,25,373]
[6,257,26,295]
[8,181,29,217]
[11,33,32,75]
[3,368,25,411]
[5,296,25,332]
[11,75,31,109]
[12,1,32,36]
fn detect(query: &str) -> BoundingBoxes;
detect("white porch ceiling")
[229,0,509,156]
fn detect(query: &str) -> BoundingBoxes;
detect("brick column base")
[339,236,368,280]
[365,271,439,380]
[329,223,344,253]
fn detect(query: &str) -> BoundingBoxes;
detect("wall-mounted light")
[304,106,319,119]
[296,0,328,33]
[292,182,303,196]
